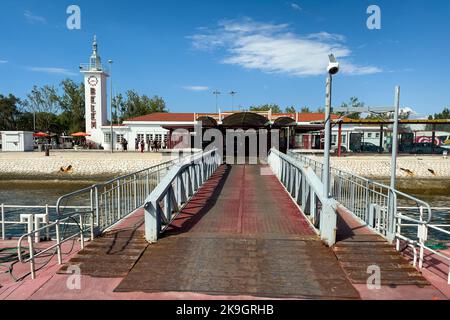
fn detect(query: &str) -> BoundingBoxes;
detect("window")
[342,135,347,144]
[375,133,380,139]
[137,134,144,142]
[116,134,124,143]
[155,134,162,143]
[145,134,152,142]
[367,133,372,138]
[104,133,111,143]
[332,135,337,144]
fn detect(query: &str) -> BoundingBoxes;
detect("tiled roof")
[124,112,340,123]
[125,113,196,122]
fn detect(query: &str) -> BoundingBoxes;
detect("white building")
[81,36,109,149]
[1,131,34,152]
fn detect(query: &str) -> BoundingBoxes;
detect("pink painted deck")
[1,164,448,300]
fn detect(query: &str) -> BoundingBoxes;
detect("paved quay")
[0,151,166,180]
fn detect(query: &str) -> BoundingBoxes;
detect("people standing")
[135,138,139,152]
[140,140,145,153]
[146,137,151,152]
[122,138,128,151]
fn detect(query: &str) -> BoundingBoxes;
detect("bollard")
[44,146,50,157]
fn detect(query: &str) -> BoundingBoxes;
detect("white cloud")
[24,10,46,24]
[189,18,382,77]
[182,86,210,91]
[26,67,77,76]
[0,60,7,64]
[291,3,302,12]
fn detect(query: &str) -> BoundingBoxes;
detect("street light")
[323,54,340,199]
[229,91,237,110]
[108,59,113,153]
[213,90,221,114]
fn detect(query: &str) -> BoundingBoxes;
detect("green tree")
[0,94,21,130]
[57,79,85,134]
[431,108,450,120]
[121,90,168,119]
[249,104,282,114]
[16,112,35,131]
[285,106,296,114]
[300,107,311,113]
[338,97,365,119]
[426,107,450,131]
[112,93,126,124]
[23,85,60,132]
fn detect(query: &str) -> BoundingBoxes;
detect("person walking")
[122,138,128,151]
[146,137,151,152]
[135,138,139,152]
[140,139,145,153]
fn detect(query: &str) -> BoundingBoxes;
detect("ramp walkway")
[114,165,360,299]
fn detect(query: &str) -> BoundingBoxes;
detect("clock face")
[88,76,98,87]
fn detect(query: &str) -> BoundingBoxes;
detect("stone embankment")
[306,154,450,191]
[0,151,167,180]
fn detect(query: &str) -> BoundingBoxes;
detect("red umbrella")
[71,132,91,137]
[33,132,49,137]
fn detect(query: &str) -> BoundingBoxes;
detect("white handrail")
[268,148,338,246]
[144,149,222,242]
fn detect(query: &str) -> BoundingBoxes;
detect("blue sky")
[0,0,449,117]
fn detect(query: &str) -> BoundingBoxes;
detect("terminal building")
[80,37,450,155]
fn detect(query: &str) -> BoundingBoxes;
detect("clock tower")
[80,35,109,147]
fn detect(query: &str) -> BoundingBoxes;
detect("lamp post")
[108,59,113,153]
[323,54,340,199]
[213,90,221,114]
[229,91,237,110]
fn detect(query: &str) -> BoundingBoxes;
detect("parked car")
[358,142,383,153]
[409,143,449,155]
[331,144,347,153]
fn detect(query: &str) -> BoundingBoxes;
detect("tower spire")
[90,35,102,70]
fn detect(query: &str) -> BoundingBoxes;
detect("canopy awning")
[71,132,91,137]
[272,117,297,127]
[33,132,49,137]
[222,112,270,128]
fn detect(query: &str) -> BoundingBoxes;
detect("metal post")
[379,124,384,153]
[323,74,332,199]
[55,220,62,265]
[28,233,35,279]
[337,121,342,157]
[109,60,114,153]
[390,86,400,189]
[1,204,4,240]
[80,215,85,249]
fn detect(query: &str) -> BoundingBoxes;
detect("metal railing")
[56,157,190,233]
[17,212,92,279]
[13,154,193,280]
[0,204,90,241]
[287,150,450,283]
[268,148,338,246]
[145,149,222,242]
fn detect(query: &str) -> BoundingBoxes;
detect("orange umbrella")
[33,132,49,137]
[71,132,91,137]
